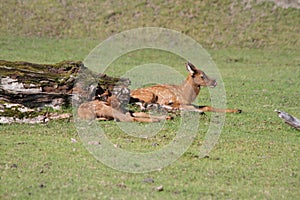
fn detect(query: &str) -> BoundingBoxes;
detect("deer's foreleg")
[196,106,242,113]
[175,104,241,113]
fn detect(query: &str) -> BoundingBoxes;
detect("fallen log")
[0,60,131,124]
[0,60,82,108]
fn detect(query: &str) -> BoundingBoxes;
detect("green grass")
[0,0,299,49]
[0,35,96,63]
[1,36,299,199]
[1,0,300,199]
[1,117,298,199]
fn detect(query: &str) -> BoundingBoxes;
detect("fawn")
[77,90,166,122]
[130,62,242,113]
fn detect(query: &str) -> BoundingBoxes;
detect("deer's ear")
[186,62,197,75]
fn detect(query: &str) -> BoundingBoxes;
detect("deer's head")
[186,62,217,88]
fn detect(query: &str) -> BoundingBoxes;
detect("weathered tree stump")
[0,60,130,124]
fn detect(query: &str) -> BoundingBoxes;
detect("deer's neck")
[180,76,200,104]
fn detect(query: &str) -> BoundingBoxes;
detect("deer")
[130,62,242,114]
[77,90,167,122]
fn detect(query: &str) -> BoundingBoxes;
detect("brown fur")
[77,92,166,122]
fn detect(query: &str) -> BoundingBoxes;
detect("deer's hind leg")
[130,90,158,111]
[130,89,158,104]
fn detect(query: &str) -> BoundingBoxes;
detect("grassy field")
[1,0,299,49]
[1,0,300,199]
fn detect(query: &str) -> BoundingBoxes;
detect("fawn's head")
[186,62,217,88]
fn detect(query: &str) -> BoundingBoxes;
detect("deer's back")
[131,84,188,105]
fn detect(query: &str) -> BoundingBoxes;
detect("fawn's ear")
[186,62,197,75]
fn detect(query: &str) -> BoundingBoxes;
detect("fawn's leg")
[132,112,169,122]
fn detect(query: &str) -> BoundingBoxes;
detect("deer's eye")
[200,75,205,79]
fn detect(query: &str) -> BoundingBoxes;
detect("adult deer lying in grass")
[131,62,242,113]
[77,90,166,122]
